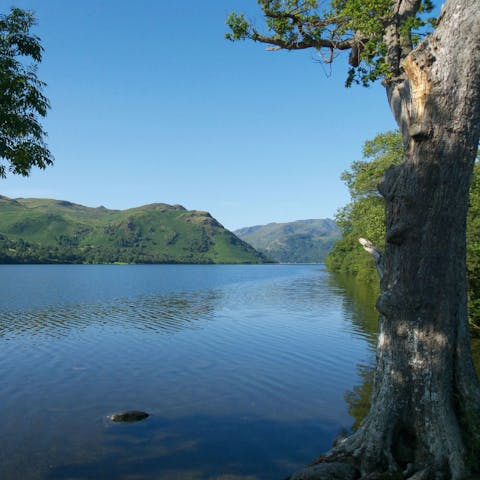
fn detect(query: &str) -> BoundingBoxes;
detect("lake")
[0,264,379,479]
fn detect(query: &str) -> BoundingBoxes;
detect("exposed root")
[288,458,458,480]
[289,462,358,480]
[287,403,475,479]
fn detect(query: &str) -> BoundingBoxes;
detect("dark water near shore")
[0,264,381,479]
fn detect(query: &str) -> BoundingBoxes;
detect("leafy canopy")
[325,131,403,283]
[0,7,53,178]
[467,160,480,336]
[226,0,435,86]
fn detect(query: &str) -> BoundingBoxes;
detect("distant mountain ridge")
[235,219,340,263]
[0,196,266,264]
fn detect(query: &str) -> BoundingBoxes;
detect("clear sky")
[2,0,398,231]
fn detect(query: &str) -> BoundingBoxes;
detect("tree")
[227,1,480,479]
[0,7,53,178]
[326,131,480,336]
[326,131,403,284]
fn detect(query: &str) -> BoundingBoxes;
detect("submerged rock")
[109,410,150,423]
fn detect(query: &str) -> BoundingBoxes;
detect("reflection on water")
[47,415,336,480]
[0,265,377,479]
[345,365,374,432]
[330,273,480,431]
[327,273,378,432]
[328,273,379,345]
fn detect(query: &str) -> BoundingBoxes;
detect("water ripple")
[0,265,377,480]
[0,289,222,340]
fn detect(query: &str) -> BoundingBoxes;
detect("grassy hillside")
[0,196,266,264]
[235,219,340,263]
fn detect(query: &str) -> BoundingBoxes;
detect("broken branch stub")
[359,237,384,279]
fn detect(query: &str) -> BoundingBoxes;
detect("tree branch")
[383,0,423,76]
[359,237,384,279]
[251,28,354,51]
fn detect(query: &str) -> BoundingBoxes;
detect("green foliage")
[226,0,435,86]
[326,133,480,335]
[326,197,385,283]
[0,8,53,178]
[467,163,480,336]
[225,12,250,41]
[325,130,402,282]
[0,197,267,264]
[342,130,404,197]
[332,0,392,85]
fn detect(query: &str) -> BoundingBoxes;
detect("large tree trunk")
[290,1,480,478]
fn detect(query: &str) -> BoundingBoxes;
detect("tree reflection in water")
[329,273,480,432]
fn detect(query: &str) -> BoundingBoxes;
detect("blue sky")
[2,0,398,230]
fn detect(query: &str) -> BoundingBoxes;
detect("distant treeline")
[325,131,480,336]
[0,234,217,264]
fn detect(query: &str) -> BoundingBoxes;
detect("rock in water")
[109,411,150,423]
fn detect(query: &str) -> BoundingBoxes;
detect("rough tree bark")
[288,1,480,479]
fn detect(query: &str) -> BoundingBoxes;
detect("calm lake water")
[0,264,379,480]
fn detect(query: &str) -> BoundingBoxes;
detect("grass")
[0,196,267,264]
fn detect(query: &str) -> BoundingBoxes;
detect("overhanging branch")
[251,29,354,51]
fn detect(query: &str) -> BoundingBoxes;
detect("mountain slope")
[0,196,266,264]
[235,219,340,263]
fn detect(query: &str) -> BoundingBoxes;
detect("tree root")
[287,460,452,480]
[288,462,358,480]
[286,412,472,480]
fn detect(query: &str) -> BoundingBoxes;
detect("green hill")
[0,196,266,264]
[235,219,340,263]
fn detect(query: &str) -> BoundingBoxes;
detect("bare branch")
[359,237,384,279]
[251,28,354,51]
[383,0,423,76]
